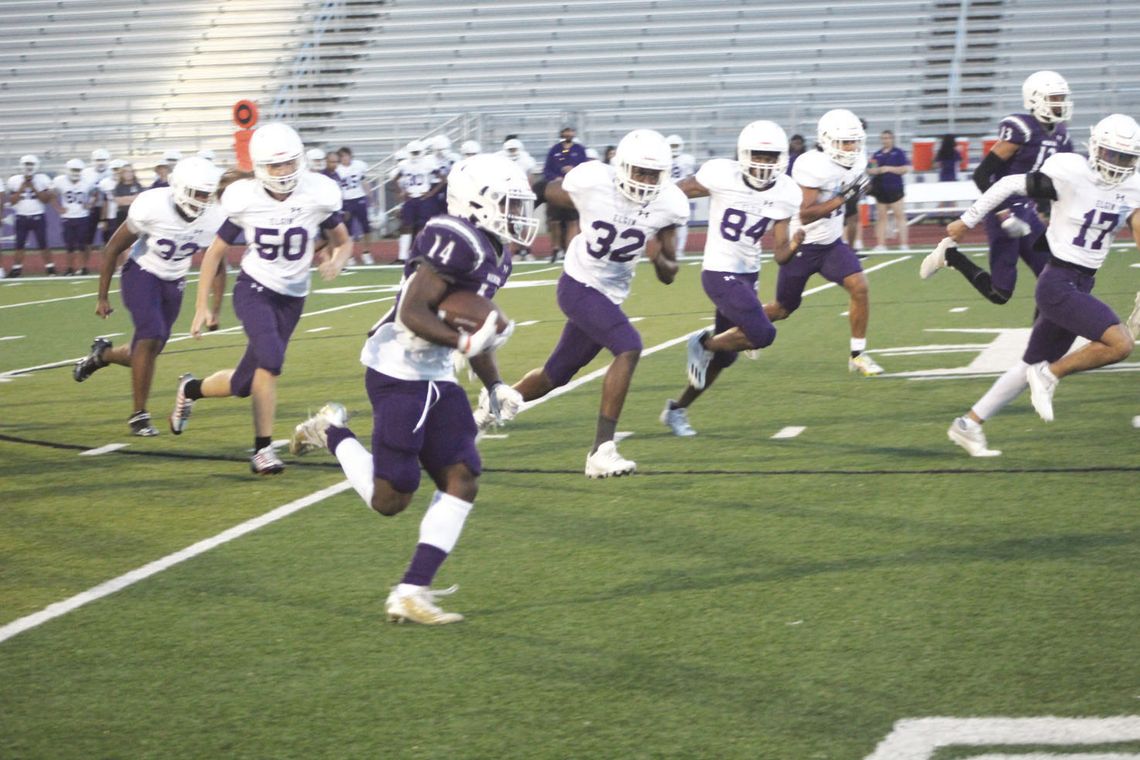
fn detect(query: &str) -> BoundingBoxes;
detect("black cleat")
[128,411,159,437]
[73,337,112,382]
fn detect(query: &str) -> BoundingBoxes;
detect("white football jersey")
[222,172,343,297]
[496,150,537,176]
[53,176,94,219]
[696,159,802,274]
[335,159,369,200]
[126,187,227,281]
[670,153,696,182]
[80,166,111,204]
[1040,152,1140,270]
[790,149,867,245]
[98,176,118,218]
[7,173,52,215]
[397,156,441,198]
[562,161,690,304]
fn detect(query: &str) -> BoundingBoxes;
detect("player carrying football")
[288,153,535,624]
[942,114,1140,457]
[661,121,803,436]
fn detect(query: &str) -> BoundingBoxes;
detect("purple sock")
[401,543,449,587]
[325,425,355,455]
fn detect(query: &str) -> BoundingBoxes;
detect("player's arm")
[1128,209,1140,253]
[398,263,500,355]
[971,140,1019,192]
[798,178,869,225]
[317,220,354,281]
[34,183,53,203]
[648,225,679,284]
[94,223,140,318]
[190,233,233,338]
[947,172,1057,241]
[207,260,226,331]
[770,218,802,266]
[535,177,574,209]
[676,175,710,199]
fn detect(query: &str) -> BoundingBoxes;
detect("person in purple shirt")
[936,134,959,182]
[923,71,1073,303]
[785,133,806,174]
[868,130,911,251]
[543,126,588,262]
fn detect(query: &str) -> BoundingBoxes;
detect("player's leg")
[764,246,818,322]
[874,200,889,251]
[360,200,375,264]
[943,214,1018,304]
[397,199,415,263]
[818,241,881,375]
[31,216,55,275]
[12,216,29,276]
[891,198,908,249]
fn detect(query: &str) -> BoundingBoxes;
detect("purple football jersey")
[995,113,1072,177]
[405,214,512,298]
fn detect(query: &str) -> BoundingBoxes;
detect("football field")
[1,248,1138,759]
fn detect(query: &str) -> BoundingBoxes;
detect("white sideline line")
[771,426,805,440]
[0,288,122,310]
[0,335,26,341]
[0,256,909,644]
[79,443,129,457]
[0,481,354,645]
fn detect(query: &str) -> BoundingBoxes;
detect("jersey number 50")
[586,221,645,262]
[255,226,309,261]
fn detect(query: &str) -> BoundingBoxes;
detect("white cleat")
[947,417,1001,457]
[687,328,714,389]
[289,402,349,455]
[169,372,196,435]
[386,585,464,625]
[849,353,884,376]
[1125,291,1140,341]
[920,237,955,280]
[660,400,696,437]
[250,445,285,476]
[585,440,636,479]
[1026,361,1058,422]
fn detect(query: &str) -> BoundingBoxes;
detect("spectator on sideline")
[5,155,55,277]
[98,160,126,244]
[868,130,911,251]
[151,150,182,189]
[336,146,374,265]
[543,126,588,262]
[111,164,144,237]
[82,149,113,249]
[786,133,806,174]
[603,145,617,164]
[52,158,94,275]
[937,134,959,182]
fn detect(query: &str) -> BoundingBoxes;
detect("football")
[436,289,509,334]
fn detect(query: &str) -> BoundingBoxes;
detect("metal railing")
[270,0,347,122]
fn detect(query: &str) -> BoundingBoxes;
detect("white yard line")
[0,256,910,644]
[78,443,130,457]
[0,481,354,645]
[770,426,805,440]
[0,288,122,310]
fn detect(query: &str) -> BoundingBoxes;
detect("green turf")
[1,250,1138,759]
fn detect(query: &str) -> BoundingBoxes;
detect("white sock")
[675,224,689,255]
[972,361,1029,421]
[418,490,473,553]
[397,233,411,260]
[850,337,867,354]
[333,436,375,507]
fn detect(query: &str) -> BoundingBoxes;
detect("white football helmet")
[162,149,183,166]
[170,156,222,219]
[90,148,110,171]
[459,140,481,157]
[502,138,524,159]
[305,147,327,171]
[431,135,452,155]
[19,155,39,176]
[737,120,789,189]
[406,140,427,158]
[818,109,865,168]
[585,147,600,160]
[1022,70,1072,125]
[1088,114,1140,187]
[109,159,127,172]
[196,148,216,163]
[249,122,305,194]
[394,149,410,163]
[666,134,684,158]
[447,153,538,248]
[614,129,672,204]
[65,158,84,180]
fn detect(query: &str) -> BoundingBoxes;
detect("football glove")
[481,382,523,424]
[839,174,871,202]
[457,312,502,357]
